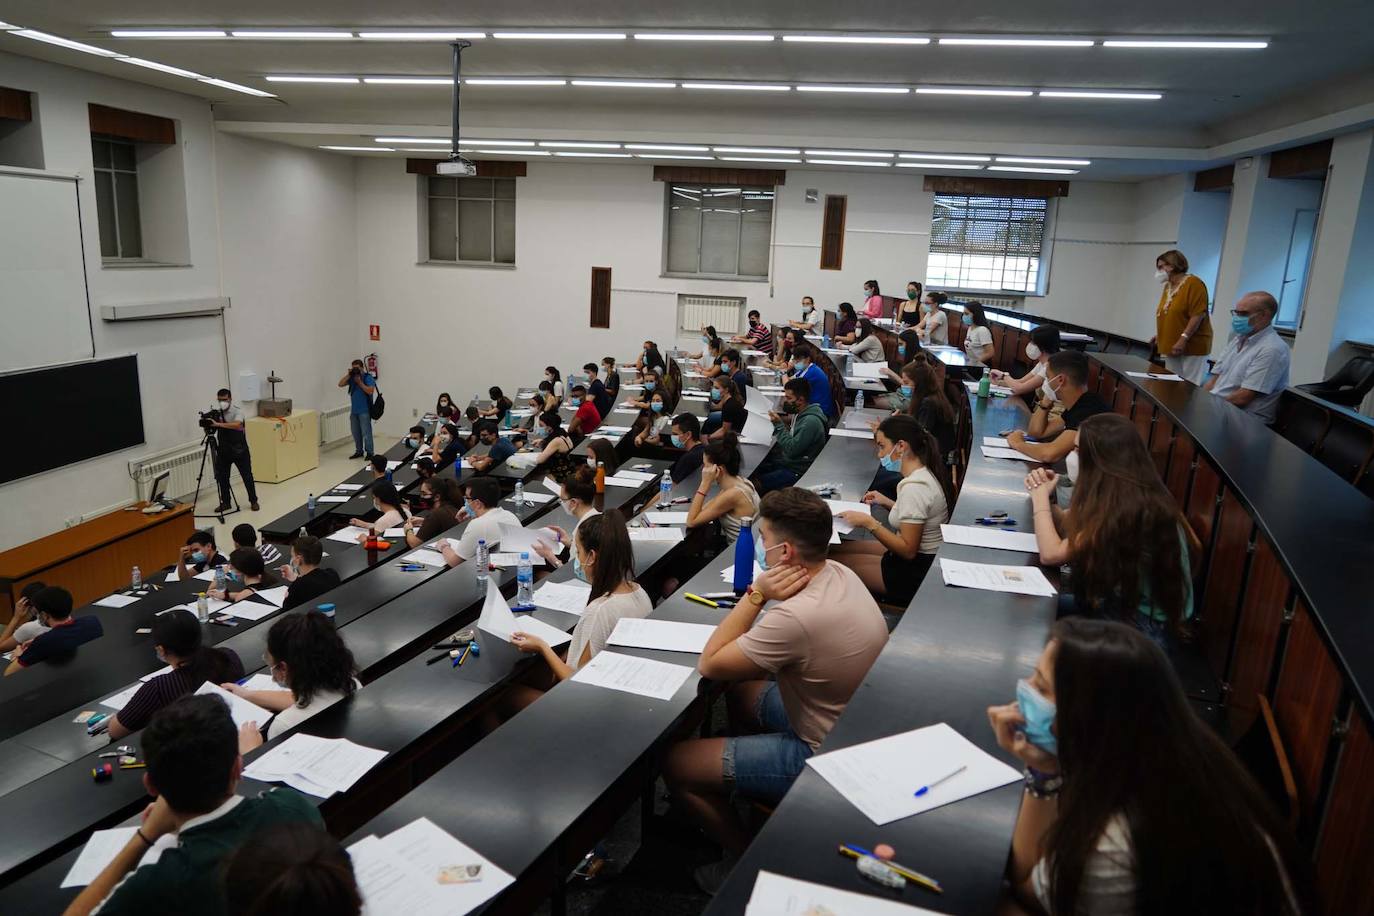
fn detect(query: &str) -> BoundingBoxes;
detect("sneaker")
[213,503,230,514]
[348,452,364,459]
[693,856,737,896]
[250,502,260,511]
[571,849,608,881]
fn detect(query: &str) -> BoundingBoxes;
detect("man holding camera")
[206,387,259,512]
[338,359,376,459]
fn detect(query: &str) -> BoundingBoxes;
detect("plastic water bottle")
[131,566,141,589]
[504,410,512,429]
[515,552,534,609]
[733,518,756,596]
[513,481,526,507]
[822,332,831,350]
[660,470,673,504]
[855,390,865,412]
[475,538,489,582]
[196,593,209,622]
[298,526,307,540]
[214,567,226,592]
[307,492,316,516]
[318,603,336,624]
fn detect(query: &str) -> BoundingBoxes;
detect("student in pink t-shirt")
[862,279,884,318]
[663,488,889,894]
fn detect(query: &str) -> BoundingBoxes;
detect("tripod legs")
[193,434,241,523]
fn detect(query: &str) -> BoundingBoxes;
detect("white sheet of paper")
[628,527,686,544]
[224,600,281,622]
[851,361,885,379]
[401,549,448,567]
[94,593,139,609]
[940,524,1039,553]
[744,870,946,916]
[193,568,218,582]
[476,578,570,646]
[251,585,290,608]
[571,650,695,700]
[334,483,364,491]
[965,380,1016,396]
[1126,370,1184,381]
[597,425,633,434]
[533,580,592,616]
[383,527,407,537]
[982,435,1014,447]
[100,683,142,710]
[607,618,715,654]
[238,672,283,693]
[743,394,774,419]
[939,558,1057,596]
[326,527,366,544]
[379,817,516,915]
[982,445,1041,463]
[243,733,387,795]
[505,491,554,505]
[140,664,173,682]
[539,477,564,494]
[509,614,573,647]
[602,475,647,488]
[497,524,557,556]
[757,385,786,394]
[349,835,450,916]
[720,562,763,583]
[195,681,273,729]
[643,511,689,525]
[824,500,870,535]
[612,470,658,482]
[61,828,165,888]
[490,552,547,568]
[828,427,874,440]
[317,495,351,503]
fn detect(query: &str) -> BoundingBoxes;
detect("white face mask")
[1154,269,1169,284]
[218,399,230,409]
[1066,450,1080,483]
[1025,343,1041,361]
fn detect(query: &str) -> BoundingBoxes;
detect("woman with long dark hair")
[544,366,565,402]
[916,290,949,345]
[1026,413,1198,644]
[899,281,924,326]
[433,392,457,421]
[833,415,952,603]
[686,433,760,544]
[228,610,359,751]
[861,279,883,319]
[988,617,1311,915]
[962,299,995,368]
[834,301,859,345]
[847,318,886,363]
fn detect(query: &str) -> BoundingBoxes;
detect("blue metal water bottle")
[733,518,756,596]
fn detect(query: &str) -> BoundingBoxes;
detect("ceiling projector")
[436,157,478,177]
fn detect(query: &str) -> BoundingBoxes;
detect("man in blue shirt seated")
[337,359,376,459]
[3,586,103,675]
[469,420,516,472]
[1205,291,1291,425]
[789,342,836,420]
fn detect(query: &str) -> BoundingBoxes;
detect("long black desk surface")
[259,438,418,540]
[706,391,1052,916]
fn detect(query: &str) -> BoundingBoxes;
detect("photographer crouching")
[202,387,259,512]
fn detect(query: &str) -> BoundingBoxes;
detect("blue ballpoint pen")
[914,764,967,797]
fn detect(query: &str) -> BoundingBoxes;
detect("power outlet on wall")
[412,408,418,417]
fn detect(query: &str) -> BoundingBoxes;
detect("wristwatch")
[1035,399,1053,411]
[744,585,766,608]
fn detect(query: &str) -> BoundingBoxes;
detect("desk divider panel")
[1226,536,1291,727]
[1273,601,1343,818]
[1315,711,1374,914]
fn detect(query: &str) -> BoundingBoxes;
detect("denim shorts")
[721,683,813,805]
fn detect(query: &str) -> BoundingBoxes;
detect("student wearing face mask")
[434,392,457,422]
[664,488,887,890]
[1006,351,1111,464]
[787,342,835,419]
[532,466,601,570]
[278,536,340,610]
[634,391,673,447]
[757,378,828,493]
[543,367,565,402]
[583,362,613,417]
[3,586,103,675]
[401,423,428,456]
[625,368,664,411]
[989,326,1062,401]
[770,328,803,372]
[722,347,750,391]
[0,582,49,654]
[846,318,886,363]
[478,386,513,424]
[208,548,279,602]
[698,335,726,380]
[106,608,244,741]
[468,420,517,473]
[520,410,578,481]
[688,325,722,362]
[686,434,759,544]
[961,300,995,370]
[641,343,667,378]
[1204,291,1290,424]
[567,384,603,438]
[668,413,706,483]
[988,618,1311,916]
[899,281,924,326]
[833,417,952,602]
[731,308,775,354]
[873,332,924,406]
[228,610,360,752]
[1151,249,1213,384]
[177,530,227,580]
[833,302,859,345]
[433,420,473,471]
[207,387,259,513]
[403,477,463,548]
[704,376,748,441]
[347,481,408,539]
[441,477,522,564]
[1024,414,1198,647]
[601,357,621,404]
[790,295,820,332]
[916,291,949,345]
[861,280,884,319]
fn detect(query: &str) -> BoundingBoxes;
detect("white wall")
[0,52,359,551]
[1176,188,1232,306]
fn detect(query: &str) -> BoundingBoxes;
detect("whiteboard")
[0,168,94,371]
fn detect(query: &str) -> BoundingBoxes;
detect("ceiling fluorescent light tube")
[636,154,715,160]
[321,146,394,151]
[376,137,451,144]
[718,157,801,164]
[12,30,122,56]
[795,85,909,94]
[681,82,790,91]
[987,166,1079,174]
[118,57,205,78]
[1038,90,1162,99]
[806,159,891,167]
[625,144,711,152]
[802,150,894,158]
[110,30,227,38]
[634,33,774,41]
[554,151,633,157]
[714,146,801,155]
[898,152,991,161]
[265,76,360,83]
[995,156,1091,165]
[364,77,453,85]
[539,141,622,148]
[471,149,551,155]
[465,78,567,86]
[493,32,625,39]
[916,86,1034,96]
[938,37,1094,46]
[1101,39,1268,49]
[895,162,983,169]
[357,31,486,40]
[782,35,929,45]
[570,79,676,88]
[231,30,354,39]
[198,78,275,97]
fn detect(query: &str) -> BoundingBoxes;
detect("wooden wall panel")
[589,267,611,329]
[1274,600,1343,816]
[1269,139,1333,180]
[922,175,1070,198]
[1097,370,1118,408]
[1198,488,1252,682]
[819,195,846,270]
[1226,536,1290,727]
[1132,394,1155,445]
[0,86,32,122]
[88,104,175,144]
[1148,414,1175,479]
[1316,711,1374,914]
[1185,453,1219,530]
[652,165,785,186]
[1193,164,1235,191]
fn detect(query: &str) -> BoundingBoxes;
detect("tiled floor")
[186,436,396,548]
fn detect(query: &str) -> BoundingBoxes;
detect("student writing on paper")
[224,822,361,915]
[530,466,600,570]
[868,331,921,411]
[1025,415,1198,648]
[176,530,227,580]
[703,376,748,441]
[756,378,828,494]
[347,481,409,540]
[477,385,513,424]
[231,523,282,566]
[63,695,321,916]
[5,587,102,676]
[846,318,886,364]
[686,433,760,545]
[401,477,461,548]
[227,610,359,753]
[207,549,280,604]
[988,325,1062,403]
[832,417,952,604]
[278,536,341,611]
[107,609,244,741]
[441,478,521,564]
[1006,351,1111,465]
[0,581,48,655]
[987,618,1311,916]
[663,489,888,893]
[503,513,652,713]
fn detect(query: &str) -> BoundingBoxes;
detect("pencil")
[837,844,941,894]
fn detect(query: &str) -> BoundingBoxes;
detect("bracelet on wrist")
[136,828,155,846]
[1024,766,1063,799]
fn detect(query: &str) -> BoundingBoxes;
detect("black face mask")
[782,401,800,414]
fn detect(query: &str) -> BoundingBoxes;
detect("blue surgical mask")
[701,336,710,346]
[897,344,906,357]
[650,401,664,413]
[1016,678,1058,756]
[463,498,475,516]
[879,444,903,473]
[962,313,973,326]
[570,398,582,407]
[899,384,913,398]
[644,381,656,391]
[404,437,417,448]
[1231,314,1252,335]
[721,361,731,372]
[572,551,588,583]
[753,530,783,571]
[190,550,207,565]
[225,570,242,584]
[794,359,808,372]
[710,389,722,402]
[670,434,684,448]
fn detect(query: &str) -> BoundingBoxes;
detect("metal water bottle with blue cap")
[733,517,756,596]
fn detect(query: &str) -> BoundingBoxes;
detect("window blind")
[928,194,1050,293]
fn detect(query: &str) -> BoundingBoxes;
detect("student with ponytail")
[224,822,361,916]
[686,433,760,544]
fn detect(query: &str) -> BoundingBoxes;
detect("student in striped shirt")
[731,309,774,355]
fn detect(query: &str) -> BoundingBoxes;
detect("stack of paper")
[805,722,1022,825]
[194,682,273,730]
[607,618,715,654]
[982,445,1040,462]
[250,584,290,609]
[238,672,284,693]
[221,600,281,622]
[744,871,943,916]
[348,817,514,916]
[94,593,140,609]
[335,483,364,491]
[158,596,231,617]
[504,491,554,505]
[613,470,658,482]
[628,527,686,544]
[476,579,571,647]
[829,426,875,440]
[570,650,695,700]
[62,828,168,888]
[532,580,592,616]
[940,524,1039,553]
[326,528,367,544]
[850,362,886,379]
[603,474,649,488]
[242,733,388,798]
[939,558,1057,596]
[401,548,448,567]
[383,527,407,537]
[497,524,559,556]
[489,552,547,568]
[317,495,351,504]
[643,511,689,525]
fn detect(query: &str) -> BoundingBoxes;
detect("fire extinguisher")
[364,352,379,380]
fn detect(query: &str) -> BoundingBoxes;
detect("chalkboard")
[0,355,144,485]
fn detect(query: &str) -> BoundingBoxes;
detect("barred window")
[928,194,1052,294]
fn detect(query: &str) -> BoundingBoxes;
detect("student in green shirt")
[755,378,828,493]
[65,695,320,916]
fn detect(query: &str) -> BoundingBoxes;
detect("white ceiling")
[2,1,1373,181]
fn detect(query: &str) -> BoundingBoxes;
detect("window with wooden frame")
[819,194,847,270]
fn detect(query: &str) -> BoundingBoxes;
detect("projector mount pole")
[449,40,471,156]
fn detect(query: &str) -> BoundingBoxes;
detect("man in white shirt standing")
[1205,291,1291,425]
[440,477,521,564]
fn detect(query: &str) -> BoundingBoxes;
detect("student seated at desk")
[601,356,621,403]
[687,434,759,544]
[916,290,949,345]
[988,618,1312,916]
[4,586,103,675]
[722,347,750,391]
[664,488,888,890]
[63,695,321,916]
[225,822,361,916]
[833,416,951,604]
[366,453,391,482]
[208,548,280,603]
[583,362,613,418]
[668,413,706,484]
[695,335,726,380]
[756,378,828,494]
[567,385,603,438]
[861,279,883,319]
[833,301,859,345]
[704,376,748,441]
[520,410,579,480]
[529,381,558,416]
[624,368,664,411]
[177,530,227,580]
[402,423,428,456]
[348,481,408,540]
[0,581,48,654]
[542,367,565,402]
[430,421,467,470]
[1025,414,1197,648]
[899,281,924,326]
[769,327,802,372]
[434,391,458,423]
[468,420,516,473]
[231,523,281,566]
[532,466,601,570]
[586,438,619,475]
[107,609,244,741]
[507,511,652,699]
[990,325,1062,401]
[790,294,819,332]
[478,386,513,424]
[230,611,359,752]
[906,359,958,464]
[962,299,995,370]
[635,391,673,447]
[278,536,340,610]
[787,342,835,420]
[687,325,721,361]
[1005,351,1111,464]
[731,308,774,354]
[440,477,522,563]
[846,318,886,363]
[403,477,463,548]
[642,343,667,379]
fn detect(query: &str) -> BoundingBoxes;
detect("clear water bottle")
[733,518,756,595]
[307,492,316,516]
[298,526,307,540]
[513,481,526,507]
[822,332,831,350]
[855,390,865,412]
[515,552,535,609]
[214,567,226,592]
[660,469,673,504]
[475,538,489,582]
[196,592,209,622]
[131,566,141,589]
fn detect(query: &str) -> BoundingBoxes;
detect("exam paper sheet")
[939,558,1057,596]
[194,682,273,730]
[981,445,1041,462]
[570,650,695,701]
[743,870,945,916]
[94,593,139,609]
[533,580,592,616]
[607,618,715,654]
[940,524,1039,553]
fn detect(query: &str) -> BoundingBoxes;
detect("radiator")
[320,406,353,445]
[129,441,208,501]
[974,295,1023,310]
[679,295,746,336]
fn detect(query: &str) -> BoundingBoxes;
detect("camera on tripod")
[198,408,224,431]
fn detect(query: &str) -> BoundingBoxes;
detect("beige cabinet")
[245,410,319,483]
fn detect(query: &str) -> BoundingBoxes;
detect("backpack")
[369,383,386,420]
